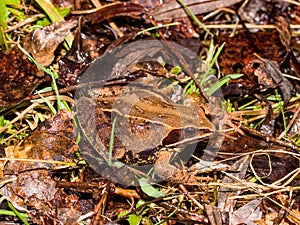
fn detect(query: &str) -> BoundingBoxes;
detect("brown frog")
[76,62,216,183]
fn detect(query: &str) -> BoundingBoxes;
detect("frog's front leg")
[154,150,198,184]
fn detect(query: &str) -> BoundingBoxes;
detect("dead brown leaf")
[1,110,78,214]
[23,20,77,66]
[0,48,47,110]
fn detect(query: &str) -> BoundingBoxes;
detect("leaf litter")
[0,0,300,224]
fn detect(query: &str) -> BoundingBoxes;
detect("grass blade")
[176,0,213,36]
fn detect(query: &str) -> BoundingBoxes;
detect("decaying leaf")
[10,110,77,170]
[57,20,99,86]
[2,110,77,211]
[238,0,268,23]
[23,20,77,66]
[14,170,57,209]
[217,30,287,99]
[275,16,291,52]
[252,57,293,105]
[86,2,144,24]
[276,16,300,78]
[217,156,250,213]
[231,199,262,225]
[150,0,242,21]
[5,110,76,171]
[0,48,47,110]
[0,21,77,110]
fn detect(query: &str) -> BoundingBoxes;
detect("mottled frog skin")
[76,62,215,182]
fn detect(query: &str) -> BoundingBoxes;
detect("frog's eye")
[183,127,198,138]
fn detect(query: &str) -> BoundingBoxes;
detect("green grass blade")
[0,209,28,217]
[5,0,20,4]
[17,42,67,112]
[109,117,117,166]
[7,202,30,225]
[176,0,213,36]
[200,42,226,85]
[135,22,180,36]
[0,0,9,50]
[35,0,64,22]
[206,73,243,96]
[36,92,57,114]
[34,0,73,49]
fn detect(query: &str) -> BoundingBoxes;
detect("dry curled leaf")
[23,20,77,66]
[86,2,144,24]
[0,48,47,110]
[1,110,78,215]
[0,21,77,110]
[276,16,292,52]
[252,57,293,105]
[150,0,242,21]
[276,16,300,78]
[4,110,77,178]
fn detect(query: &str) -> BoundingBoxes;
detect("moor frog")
[76,62,216,183]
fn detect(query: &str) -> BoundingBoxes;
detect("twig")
[144,13,210,102]
[240,124,300,151]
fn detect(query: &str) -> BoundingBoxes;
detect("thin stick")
[240,124,300,151]
[144,13,210,102]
